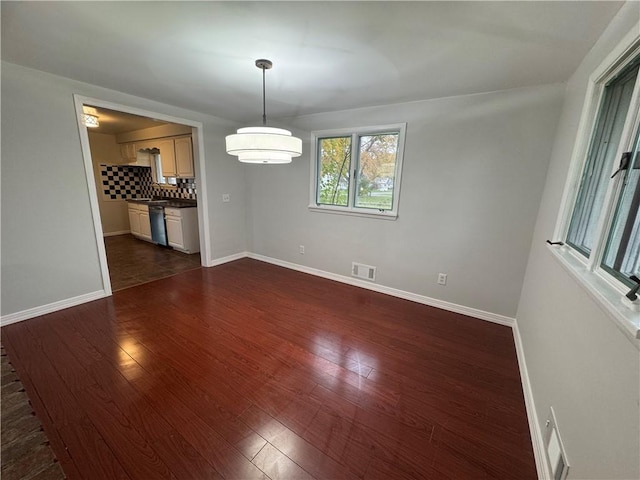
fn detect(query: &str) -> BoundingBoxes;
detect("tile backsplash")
[100,165,197,200]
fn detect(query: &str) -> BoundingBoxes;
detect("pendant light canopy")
[226,59,302,164]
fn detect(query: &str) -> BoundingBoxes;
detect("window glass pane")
[567,62,639,256]
[154,154,176,185]
[317,136,351,206]
[354,133,399,210]
[602,125,640,284]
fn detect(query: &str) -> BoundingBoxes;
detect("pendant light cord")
[262,66,267,126]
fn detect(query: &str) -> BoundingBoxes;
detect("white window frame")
[152,153,177,187]
[309,123,407,220]
[551,24,640,345]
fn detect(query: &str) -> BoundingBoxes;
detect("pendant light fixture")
[226,59,302,164]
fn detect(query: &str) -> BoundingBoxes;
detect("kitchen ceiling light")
[83,113,99,128]
[225,59,302,164]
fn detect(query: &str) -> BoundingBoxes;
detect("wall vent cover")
[545,407,570,480]
[352,262,376,282]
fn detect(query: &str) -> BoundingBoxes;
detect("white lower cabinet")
[139,210,152,239]
[165,207,199,254]
[128,207,141,236]
[128,203,152,242]
[165,216,184,247]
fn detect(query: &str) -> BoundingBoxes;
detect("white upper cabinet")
[174,136,194,178]
[141,135,194,179]
[157,138,177,177]
[119,142,151,166]
[119,143,137,163]
[119,136,194,177]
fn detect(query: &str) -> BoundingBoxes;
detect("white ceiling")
[1,1,625,123]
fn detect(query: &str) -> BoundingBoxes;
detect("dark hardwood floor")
[104,234,201,291]
[1,259,536,479]
[1,345,65,480]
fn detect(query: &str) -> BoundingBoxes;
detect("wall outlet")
[299,245,305,254]
[222,193,230,203]
[437,273,447,285]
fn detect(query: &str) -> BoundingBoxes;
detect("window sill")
[308,205,398,220]
[547,244,640,349]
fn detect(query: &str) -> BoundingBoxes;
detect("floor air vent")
[352,262,376,282]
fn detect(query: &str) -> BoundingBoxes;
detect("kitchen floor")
[104,234,201,291]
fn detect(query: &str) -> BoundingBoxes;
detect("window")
[152,153,176,186]
[601,125,640,283]
[310,124,406,219]
[564,53,640,288]
[551,29,640,344]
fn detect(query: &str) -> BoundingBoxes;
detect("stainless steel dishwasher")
[148,205,168,246]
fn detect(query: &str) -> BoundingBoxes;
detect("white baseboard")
[1,290,108,327]
[513,319,549,480]
[208,251,249,267]
[246,253,515,327]
[103,230,130,237]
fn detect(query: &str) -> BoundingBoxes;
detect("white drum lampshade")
[226,127,302,164]
[225,59,302,165]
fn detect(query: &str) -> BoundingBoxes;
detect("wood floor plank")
[2,259,536,479]
[240,404,359,480]
[121,362,268,480]
[2,325,125,480]
[251,442,314,480]
[150,430,225,480]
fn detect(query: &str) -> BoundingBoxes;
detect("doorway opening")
[74,96,212,294]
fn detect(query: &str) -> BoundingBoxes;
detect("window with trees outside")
[310,124,406,219]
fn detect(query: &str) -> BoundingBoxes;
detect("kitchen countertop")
[127,198,197,208]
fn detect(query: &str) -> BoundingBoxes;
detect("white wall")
[516,3,640,478]
[1,62,247,317]
[87,132,130,235]
[246,84,564,318]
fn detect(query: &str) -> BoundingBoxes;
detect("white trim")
[553,24,640,241]
[73,95,213,286]
[208,251,249,267]
[1,290,107,327]
[592,24,640,84]
[103,230,131,237]
[1,250,512,328]
[191,126,214,267]
[0,252,250,324]
[246,253,514,327]
[586,49,640,273]
[548,23,640,350]
[307,205,398,220]
[513,320,550,480]
[309,123,407,219]
[73,96,113,296]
